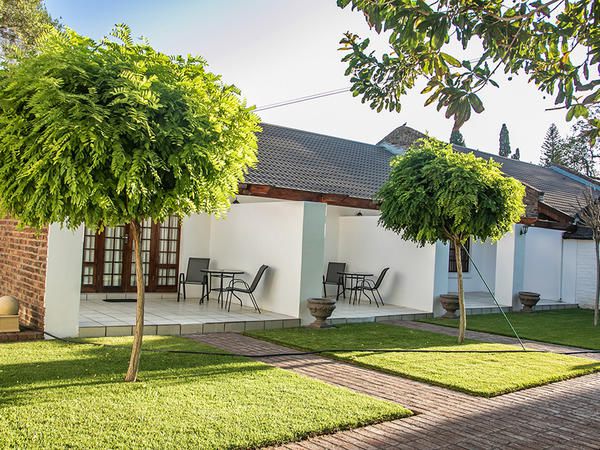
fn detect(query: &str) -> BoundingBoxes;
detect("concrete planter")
[306,298,336,329]
[519,291,541,312]
[440,294,460,319]
[0,296,19,333]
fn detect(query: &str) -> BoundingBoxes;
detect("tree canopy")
[338,1,600,141]
[0,0,58,57]
[540,123,566,166]
[499,124,511,157]
[0,25,260,230]
[377,138,525,247]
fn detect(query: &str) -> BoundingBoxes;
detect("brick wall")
[0,218,48,330]
[523,185,540,219]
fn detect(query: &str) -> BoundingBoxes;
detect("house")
[0,124,597,339]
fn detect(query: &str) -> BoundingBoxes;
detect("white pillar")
[494,224,525,309]
[44,224,84,338]
[432,241,450,317]
[561,239,577,303]
[298,202,326,324]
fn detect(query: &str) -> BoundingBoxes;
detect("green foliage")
[499,124,511,157]
[376,138,525,247]
[449,129,465,146]
[338,1,600,140]
[561,107,600,177]
[540,123,566,166]
[511,148,521,160]
[0,0,58,57]
[0,25,260,230]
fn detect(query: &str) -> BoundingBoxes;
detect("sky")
[45,0,575,164]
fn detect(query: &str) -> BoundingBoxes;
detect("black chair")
[224,265,268,313]
[361,268,389,307]
[178,257,210,303]
[323,262,346,300]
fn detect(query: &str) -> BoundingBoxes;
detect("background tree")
[562,108,600,177]
[377,138,525,343]
[0,26,260,381]
[338,1,600,142]
[449,129,465,146]
[540,123,566,167]
[511,148,521,160]
[499,124,511,157]
[577,188,600,326]
[0,0,58,57]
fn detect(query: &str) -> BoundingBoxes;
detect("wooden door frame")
[81,220,181,293]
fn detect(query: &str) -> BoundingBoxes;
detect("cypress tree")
[511,148,520,160]
[499,123,511,157]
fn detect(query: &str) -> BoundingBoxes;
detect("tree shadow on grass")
[0,340,274,408]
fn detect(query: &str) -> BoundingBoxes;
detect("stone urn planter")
[306,298,336,329]
[0,295,19,333]
[439,294,460,319]
[519,291,541,312]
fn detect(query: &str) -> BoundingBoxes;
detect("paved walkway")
[190,331,600,449]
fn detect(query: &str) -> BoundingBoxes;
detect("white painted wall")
[208,201,326,318]
[575,240,597,307]
[334,215,437,312]
[299,202,327,323]
[45,224,84,338]
[494,225,522,307]
[522,228,563,300]
[178,213,212,298]
[448,240,497,293]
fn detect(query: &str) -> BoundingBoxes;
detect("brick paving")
[190,331,600,449]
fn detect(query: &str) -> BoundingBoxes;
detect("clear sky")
[45,0,573,163]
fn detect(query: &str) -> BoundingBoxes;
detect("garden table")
[201,269,245,308]
[338,272,373,305]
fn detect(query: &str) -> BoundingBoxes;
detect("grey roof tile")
[247,123,593,218]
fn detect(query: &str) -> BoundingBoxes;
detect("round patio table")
[201,269,245,308]
[338,272,373,305]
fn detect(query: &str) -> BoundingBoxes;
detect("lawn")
[420,309,600,350]
[0,336,410,449]
[247,323,600,397]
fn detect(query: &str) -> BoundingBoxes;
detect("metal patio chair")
[224,265,268,313]
[177,257,210,303]
[361,267,389,307]
[323,262,346,300]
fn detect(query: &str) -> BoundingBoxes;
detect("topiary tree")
[0,25,260,381]
[377,138,525,343]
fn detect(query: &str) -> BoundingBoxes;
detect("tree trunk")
[125,220,145,382]
[595,238,600,327]
[454,238,466,343]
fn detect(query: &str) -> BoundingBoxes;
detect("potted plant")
[439,294,460,319]
[519,291,541,312]
[306,298,336,328]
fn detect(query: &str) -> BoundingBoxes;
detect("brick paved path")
[190,332,600,449]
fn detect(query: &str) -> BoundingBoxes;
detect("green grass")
[247,323,600,397]
[420,309,600,350]
[0,336,410,449]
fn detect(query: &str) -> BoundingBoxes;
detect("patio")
[79,297,299,337]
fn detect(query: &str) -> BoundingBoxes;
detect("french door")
[81,216,180,293]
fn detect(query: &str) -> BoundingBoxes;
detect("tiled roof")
[247,123,392,199]
[247,123,595,218]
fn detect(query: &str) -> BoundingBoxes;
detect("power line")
[254,87,351,112]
